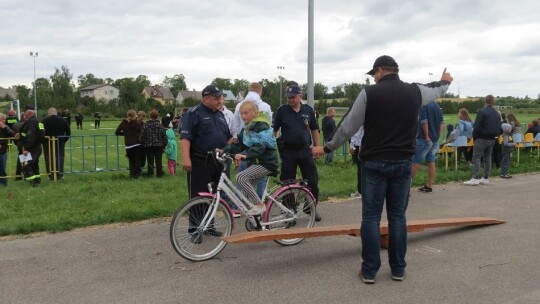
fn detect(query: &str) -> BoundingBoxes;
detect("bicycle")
[170,151,317,261]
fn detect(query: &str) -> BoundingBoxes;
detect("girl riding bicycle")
[222,100,279,215]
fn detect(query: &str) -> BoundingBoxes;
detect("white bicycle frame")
[199,153,299,231]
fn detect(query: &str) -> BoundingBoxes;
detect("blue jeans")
[360,159,412,278]
[0,152,7,186]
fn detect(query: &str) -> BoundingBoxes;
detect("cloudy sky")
[1,0,539,98]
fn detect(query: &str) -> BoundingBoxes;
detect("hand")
[312,146,324,158]
[234,154,246,161]
[349,146,357,154]
[23,150,29,156]
[440,68,453,83]
[182,158,192,172]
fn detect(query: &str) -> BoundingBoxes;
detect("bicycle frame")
[197,153,307,231]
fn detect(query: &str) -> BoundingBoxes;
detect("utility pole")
[30,51,38,114]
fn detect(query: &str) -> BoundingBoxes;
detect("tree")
[230,79,250,96]
[77,73,104,88]
[135,75,151,92]
[117,78,144,107]
[34,77,54,111]
[50,66,75,109]
[14,85,32,104]
[161,74,187,97]
[211,78,233,90]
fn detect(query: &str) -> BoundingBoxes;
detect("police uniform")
[180,103,231,198]
[273,102,320,202]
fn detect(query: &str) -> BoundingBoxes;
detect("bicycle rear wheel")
[265,186,316,246]
[170,197,232,261]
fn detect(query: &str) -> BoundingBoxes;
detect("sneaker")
[479,178,490,185]
[350,191,361,198]
[204,228,223,237]
[391,271,405,281]
[231,209,241,218]
[358,270,375,284]
[190,232,202,244]
[500,174,512,179]
[463,178,480,186]
[418,185,433,193]
[246,203,266,216]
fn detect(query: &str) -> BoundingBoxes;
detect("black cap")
[24,105,35,111]
[286,85,302,97]
[366,55,398,75]
[202,85,223,97]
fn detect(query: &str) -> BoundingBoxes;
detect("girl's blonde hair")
[240,100,259,115]
[506,113,520,127]
[126,109,137,122]
[458,108,472,122]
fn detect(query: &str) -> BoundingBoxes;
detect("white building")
[80,84,119,101]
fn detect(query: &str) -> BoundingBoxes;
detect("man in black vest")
[42,107,71,180]
[313,55,453,284]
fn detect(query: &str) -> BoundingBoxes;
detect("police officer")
[18,105,44,185]
[6,109,18,129]
[180,85,232,243]
[273,84,322,221]
[42,107,71,180]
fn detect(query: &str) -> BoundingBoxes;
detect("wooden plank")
[222,217,505,244]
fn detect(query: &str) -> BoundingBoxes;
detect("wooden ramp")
[222,217,505,247]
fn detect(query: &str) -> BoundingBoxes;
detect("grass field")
[1,112,540,237]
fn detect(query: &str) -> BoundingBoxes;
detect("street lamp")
[429,72,433,82]
[30,51,38,114]
[277,66,285,105]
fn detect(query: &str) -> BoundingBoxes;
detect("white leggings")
[236,165,270,204]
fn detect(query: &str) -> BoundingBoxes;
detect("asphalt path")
[2,173,540,304]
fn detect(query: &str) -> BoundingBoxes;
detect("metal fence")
[1,135,129,181]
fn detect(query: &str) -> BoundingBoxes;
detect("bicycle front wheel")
[170,197,232,261]
[265,186,316,246]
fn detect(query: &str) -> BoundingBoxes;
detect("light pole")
[277,66,285,105]
[429,72,433,82]
[30,51,38,114]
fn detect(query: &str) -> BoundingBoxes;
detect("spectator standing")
[11,116,25,180]
[180,85,232,243]
[94,112,101,129]
[500,123,515,179]
[322,108,337,164]
[411,101,444,193]
[6,109,18,129]
[464,95,502,186]
[165,128,177,176]
[0,113,15,186]
[312,55,453,283]
[349,126,364,198]
[137,111,147,171]
[273,84,322,222]
[62,109,71,126]
[162,113,172,129]
[115,110,142,179]
[18,105,44,185]
[75,112,83,130]
[41,107,71,180]
[140,109,167,177]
